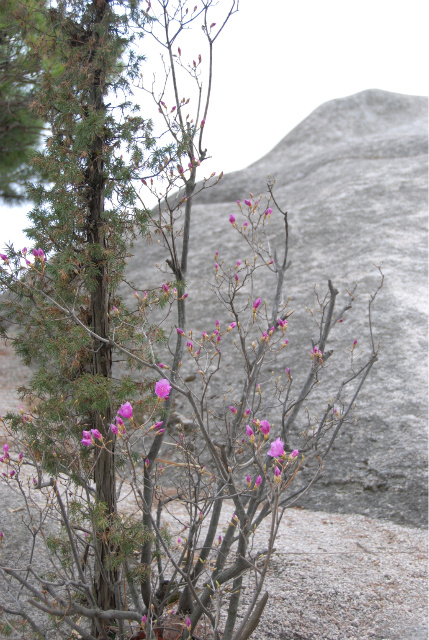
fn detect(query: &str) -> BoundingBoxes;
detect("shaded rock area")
[122,89,428,528]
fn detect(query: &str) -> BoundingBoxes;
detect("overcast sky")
[1,0,428,250]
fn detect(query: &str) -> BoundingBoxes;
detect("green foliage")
[0,0,45,202]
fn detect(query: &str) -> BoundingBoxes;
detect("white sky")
[1,0,428,250]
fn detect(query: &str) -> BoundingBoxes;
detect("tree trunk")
[86,0,117,624]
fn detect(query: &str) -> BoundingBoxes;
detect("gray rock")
[123,89,428,527]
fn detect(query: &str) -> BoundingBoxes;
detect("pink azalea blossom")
[236,200,241,205]
[110,423,119,435]
[0,253,8,263]
[255,475,262,487]
[118,402,133,419]
[244,408,250,415]
[253,297,261,310]
[236,260,241,268]
[264,207,272,216]
[229,214,235,224]
[155,379,172,399]
[82,431,91,440]
[246,474,251,485]
[235,274,239,282]
[229,406,237,414]
[245,425,254,438]
[186,618,191,630]
[177,328,185,336]
[10,470,15,478]
[260,420,270,435]
[156,428,165,435]
[267,437,285,458]
[274,466,281,478]
[291,449,299,458]
[91,429,102,441]
[244,199,252,207]
[243,221,248,228]
[228,322,236,331]
[81,438,92,447]
[162,283,169,293]
[3,444,9,456]
[116,416,124,427]
[142,615,147,624]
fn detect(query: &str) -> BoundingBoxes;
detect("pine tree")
[1,0,164,627]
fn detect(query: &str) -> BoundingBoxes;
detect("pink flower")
[81,438,92,447]
[291,449,299,458]
[158,363,165,368]
[267,437,285,458]
[253,298,261,310]
[229,214,235,224]
[201,118,206,127]
[162,283,169,293]
[236,260,241,268]
[245,425,254,438]
[264,207,272,216]
[156,428,165,435]
[235,274,239,282]
[187,340,193,350]
[255,475,262,487]
[228,322,236,331]
[186,617,191,630]
[18,452,23,461]
[229,406,237,414]
[116,416,124,427]
[110,423,119,435]
[244,199,252,207]
[177,328,185,336]
[260,420,270,435]
[10,470,15,477]
[274,466,281,478]
[245,408,250,415]
[237,200,241,205]
[353,339,358,347]
[91,429,102,441]
[3,444,9,456]
[155,378,172,399]
[82,430,91,440]
[243,221,248,228]
[246,474,251,486]
[142,614,147,624]
[0,253,8,263]
[118,402,133,419]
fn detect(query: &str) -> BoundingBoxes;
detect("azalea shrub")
[0,1,382,639]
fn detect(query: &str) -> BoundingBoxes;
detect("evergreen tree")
[1,0,164,628]
[0,0,44,202]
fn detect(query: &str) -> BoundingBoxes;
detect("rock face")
[123,89,428,527]
[1,89,426,528]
